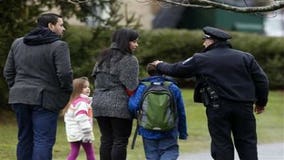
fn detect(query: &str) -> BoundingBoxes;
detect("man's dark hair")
[37,13,62,27]
[147,63,161,76]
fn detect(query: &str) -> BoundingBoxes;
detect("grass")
[0,89,283,160]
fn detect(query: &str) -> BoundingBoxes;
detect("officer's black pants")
[206,100,257,160]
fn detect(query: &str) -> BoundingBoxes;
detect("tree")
[151,0,284,13]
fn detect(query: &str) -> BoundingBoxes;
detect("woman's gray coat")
[92,49,139,119]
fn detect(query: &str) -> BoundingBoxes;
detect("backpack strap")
[131,120,139,150]
[141,81,151,87]
[163,81,172,88]
[159,81,177,117]
[131,82,150,150]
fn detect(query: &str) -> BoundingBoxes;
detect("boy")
[128,63,188,160]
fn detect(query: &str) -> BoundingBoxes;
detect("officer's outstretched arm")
[153,59,196,78]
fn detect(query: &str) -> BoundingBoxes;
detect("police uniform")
[156,26,269,160]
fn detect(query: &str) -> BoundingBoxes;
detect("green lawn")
[0,89,283,160]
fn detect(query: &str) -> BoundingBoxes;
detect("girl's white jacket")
[64,94,94,142]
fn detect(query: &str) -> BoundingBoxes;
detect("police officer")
[151,26,269,160]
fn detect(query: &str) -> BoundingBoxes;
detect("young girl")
[63,77,96,160]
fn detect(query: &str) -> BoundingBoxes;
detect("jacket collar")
[202,41,232,52]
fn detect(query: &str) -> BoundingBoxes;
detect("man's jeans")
[143,137,179,160]
[12,104,58,160]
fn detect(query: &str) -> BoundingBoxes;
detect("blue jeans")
[143,137,179,160]
[12,104,58,160]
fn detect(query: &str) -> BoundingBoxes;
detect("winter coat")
[92,44,139,119]
[64,94,94,142]
[156,41,269,106]
[3,27,73,112]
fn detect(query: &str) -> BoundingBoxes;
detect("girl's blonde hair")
[61,76,89,115]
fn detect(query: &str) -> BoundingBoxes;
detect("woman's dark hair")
[95,28,139,68]
[111,28,139,53]
[37,13,62,27]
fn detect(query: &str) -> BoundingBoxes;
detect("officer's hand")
[151,60,163,66]
[254,105,265,114]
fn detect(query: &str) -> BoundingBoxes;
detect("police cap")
[202,26,232,41]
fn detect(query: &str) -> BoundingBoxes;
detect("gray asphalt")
[178,143,284,160]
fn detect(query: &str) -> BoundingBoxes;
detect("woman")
[91,28,139,160]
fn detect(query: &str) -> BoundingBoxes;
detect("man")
[3,13,73,160]
[152,26,269,160]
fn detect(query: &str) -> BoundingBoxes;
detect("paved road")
[178,143,284,160]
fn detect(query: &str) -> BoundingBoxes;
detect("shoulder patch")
[182,57,193,64]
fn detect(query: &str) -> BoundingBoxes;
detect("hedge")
[63,27,284,89]
[137,29,284,89]
[1,26,283,107]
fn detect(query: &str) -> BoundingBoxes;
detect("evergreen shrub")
[1,27,283,107]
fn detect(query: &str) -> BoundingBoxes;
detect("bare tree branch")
[154,0,284,13]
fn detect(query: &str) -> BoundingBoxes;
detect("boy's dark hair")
[37,13,62,27]
[147,63,161,76]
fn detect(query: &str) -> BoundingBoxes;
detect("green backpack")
[137,81,177,131]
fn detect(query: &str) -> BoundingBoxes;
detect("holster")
[193,81,205,103]
[194,76,220,108]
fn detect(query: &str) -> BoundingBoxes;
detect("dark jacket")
[92,44,139,119]
[128,76,188,140]
[3,27,73,112]
[156,41,269,106]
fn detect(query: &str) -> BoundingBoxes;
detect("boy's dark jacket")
[128,76,188,140]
